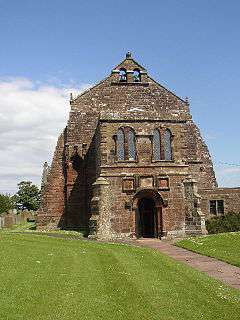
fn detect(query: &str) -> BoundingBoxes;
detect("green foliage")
[0,194,14,214]
[206,212,240,234]
[176,232,240,267]
[12,181,41,211]
[0,233,239,320]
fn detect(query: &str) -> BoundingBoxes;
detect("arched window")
[116,127,136,161]
[119,68,127,82]
[117,128,125,161]
[163,129,172,160]
[133,69,141,82]
[152,129,161,160]
[128,128,136,160]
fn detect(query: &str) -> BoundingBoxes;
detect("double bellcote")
[111,52,148,84]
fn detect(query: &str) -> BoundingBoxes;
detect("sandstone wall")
[37,131,66,228]
[38,54,217,237]
[200,188,240,218]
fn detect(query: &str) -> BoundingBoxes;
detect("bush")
[206,212,240,234]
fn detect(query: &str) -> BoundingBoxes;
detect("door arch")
[132,189,164,239]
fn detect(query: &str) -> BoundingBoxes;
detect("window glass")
[209,200,224,215]
[217,200,224,214]
[117,129,125,160]
[163,129,172,160]
[153,129,161,160]
[128,129,136,160]
[209,200,217,214]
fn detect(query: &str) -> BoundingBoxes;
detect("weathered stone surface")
[37,53,240,239]
[199,187,240,218]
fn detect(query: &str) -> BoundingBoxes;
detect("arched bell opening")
[132,189,164,239]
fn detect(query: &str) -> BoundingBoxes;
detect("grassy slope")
[0,233,239,320]
[176,232,240,267]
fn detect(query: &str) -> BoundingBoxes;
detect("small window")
[133,69,141,82]
[209,200,217,215]
[209,200,224,215]
[152,129,161,160]
[119,68,127,82]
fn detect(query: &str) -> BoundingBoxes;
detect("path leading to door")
[135,239,240,290]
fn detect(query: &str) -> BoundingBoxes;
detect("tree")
[0,194,14,214]
[13,181,41,211]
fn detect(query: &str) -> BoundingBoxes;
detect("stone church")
[37,53,240,239]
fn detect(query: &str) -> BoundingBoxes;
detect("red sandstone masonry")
[38,54,239,238]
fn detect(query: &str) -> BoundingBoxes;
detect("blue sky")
[0,0,240,192]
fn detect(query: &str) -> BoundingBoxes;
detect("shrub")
[206,212,240,234]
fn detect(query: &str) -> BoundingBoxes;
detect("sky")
[0,0,240,193]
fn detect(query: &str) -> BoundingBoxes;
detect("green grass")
[7,221,36,231]
[176,232,240,267]
[0,233,239,320]
[1,221,85,238]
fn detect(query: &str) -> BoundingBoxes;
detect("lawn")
[0,233,239,320]
[176,232,240,267]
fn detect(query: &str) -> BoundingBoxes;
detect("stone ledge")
[111,81,149,86]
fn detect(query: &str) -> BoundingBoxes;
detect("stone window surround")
[150,128,173,162]
[114,126,137,162]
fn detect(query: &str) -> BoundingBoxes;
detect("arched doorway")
[132,189,164,239]
[138,198,156,238]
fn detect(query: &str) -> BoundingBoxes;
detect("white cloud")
[215,165,240,187]
[216,167,240,174]
[0,77,90,194]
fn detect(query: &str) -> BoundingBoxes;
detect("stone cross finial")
[126,52,132,58]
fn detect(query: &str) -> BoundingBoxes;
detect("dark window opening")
[217,200,224,214]
[209,200,224,215]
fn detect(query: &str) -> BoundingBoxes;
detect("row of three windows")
[116,127,172,161]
